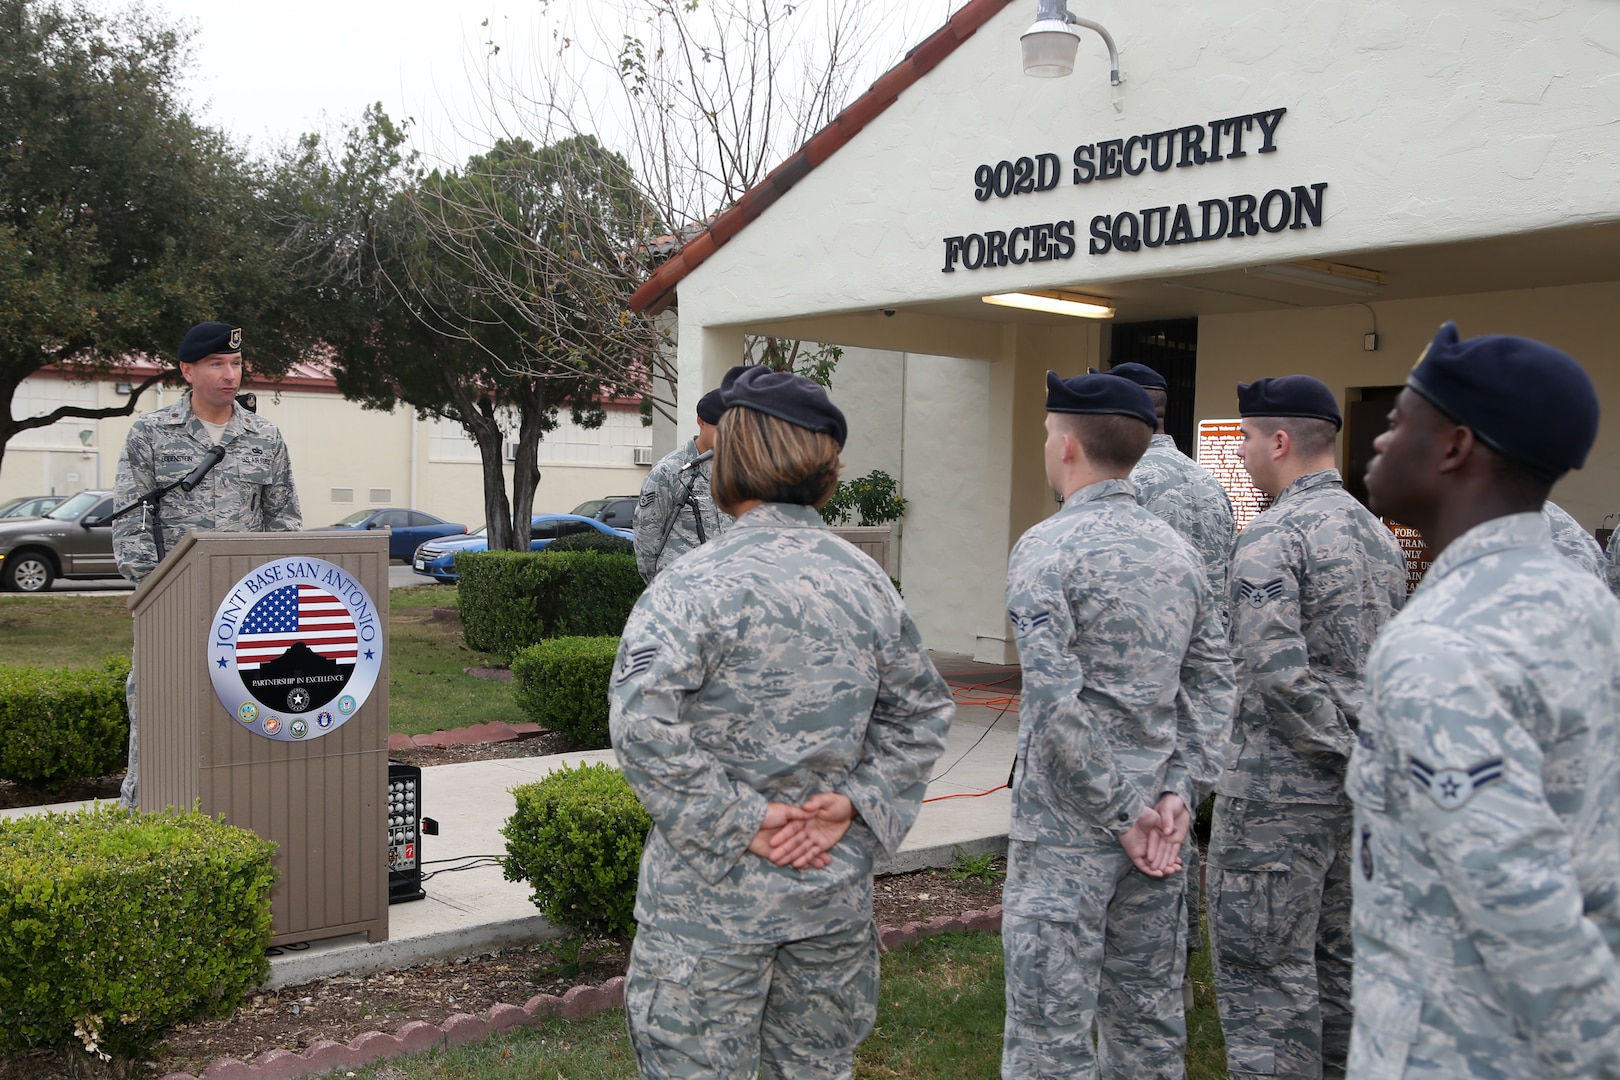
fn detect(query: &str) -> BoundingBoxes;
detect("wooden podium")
[129,530,391,945]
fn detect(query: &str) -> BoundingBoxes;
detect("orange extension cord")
[920,672,1020,803]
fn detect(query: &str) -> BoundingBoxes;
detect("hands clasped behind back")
[748,793,856,870]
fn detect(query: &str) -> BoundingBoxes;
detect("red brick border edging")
[159,906,1003,1080]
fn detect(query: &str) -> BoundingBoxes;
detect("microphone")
[681,448,714,472]
[180,445,227,492]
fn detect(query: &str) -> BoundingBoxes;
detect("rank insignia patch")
[1238,578,1286,608]
[616,644,658,684]
[1008,610,1051,636]
[1410,755,1504,811]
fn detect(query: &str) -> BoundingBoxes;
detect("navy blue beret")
[1045,371,1157,428]
[179,321,242,364]
[696,388,726,424]
[720,364,848,448]
[1237,375,1342,431]
[1101,362,1168,392]
[1408,322,1598,475]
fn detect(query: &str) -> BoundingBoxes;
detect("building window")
[331,487,355,503]
[369,488,392,504]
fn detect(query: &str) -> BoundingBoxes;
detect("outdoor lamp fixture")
[983,289,1117,319]
[1021,0,1121,85]
[1246,259,1385,296]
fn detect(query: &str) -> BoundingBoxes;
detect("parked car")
[0,490,118,592]
[569,495,640,530]
[411,514,633,583]
[0,495,66,520]
[325,508,467,561]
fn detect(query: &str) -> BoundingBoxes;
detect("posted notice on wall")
[1197,418,1430,592]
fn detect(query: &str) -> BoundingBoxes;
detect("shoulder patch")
[615,644,658,684]
[1008,610,1051,636]
[1409,755,1504,811]
[639,490,657,508]
[1238,578,1286,608]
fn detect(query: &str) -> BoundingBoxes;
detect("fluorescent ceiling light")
[1246,259,1385,296]
[983,290,1117,319]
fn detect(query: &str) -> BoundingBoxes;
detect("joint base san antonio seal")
[209,557,382,742]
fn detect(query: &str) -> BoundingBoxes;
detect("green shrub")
[820,468,907,526]
[0,804,276,1063]
[502,762,650,937]
[511,636,619,748]
[546,531,634,555]
[457,550,644,660]
[0,656,130,785]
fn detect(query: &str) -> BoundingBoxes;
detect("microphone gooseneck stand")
[99,445,227,564]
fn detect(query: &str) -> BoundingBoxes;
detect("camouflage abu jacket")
[1004,477,1235,845]
[113,392,301,584]
[609,502,953,944]
[1542,500,1604,581]
[632,437,732,582]
[1131,433,1237,627]
[1220,468,1406,805]
[1347,512,1620,1077]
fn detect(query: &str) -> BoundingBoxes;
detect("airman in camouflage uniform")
[1606,526,1620,598]
[610,366,953,1080]
[633,388,731,581]
[1542,499,1604,580]
[1208,376,1406,1080]
[1003,372,1235,1080]
[113,322,301,808]
[1353,323,1620,1077]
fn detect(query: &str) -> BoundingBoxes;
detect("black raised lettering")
[1254,107,1287,153]
[973,165,993,202]
[1112,211,1141,252]
[1036,153,1060,191]
[1198,198,1230,241]
[1008,226,1031,264]
[985,230,1010,267]
[1149,131,1175,172]
[1228,194,1259,237]
[1073,144,1096,184]
[1053,220,1077,259]
[1098,139,1124,180]
[1177,125,1207,167]
[1013,157,1036,195]
[1259,189,1291,233]
[963,233,986,269]
[1089,215,1112,255]
[1291,182,1327,229]
[1123,135,1148,176]
[941,235,965,272]
[1205,120,1225,163]
[1223,115,1254,158]
[1167,203,1196,245]
[1031,223,1053,261]
[1141,206,1171,248]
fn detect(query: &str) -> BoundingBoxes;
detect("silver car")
[0,490,118,592]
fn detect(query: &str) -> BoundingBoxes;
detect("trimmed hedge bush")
[546,531,634,555]
[0,656,130,785]
[0,804,276,1063]
[457,549,643,660]
[502,762,650,937]
[511,636,619,748]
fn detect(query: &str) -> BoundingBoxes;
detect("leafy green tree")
[0,0,310,476]
[277,110,661,550]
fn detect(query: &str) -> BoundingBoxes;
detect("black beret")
[720,364,848,448]
[179,321,242,364]
[1237,375,1342,431]
[695,388,726,425]
[1045,371,1157,428]
[1102,362,1168,392]
[1408,321,1598,475]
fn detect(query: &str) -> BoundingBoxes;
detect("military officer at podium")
[113,321,301,808]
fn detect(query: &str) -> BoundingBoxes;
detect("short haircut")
[1143,387,1168,427]
[712,406,842,510]
[1486,442,1557,498]
[1252,416,1338,459]
[1053,412,1153,473]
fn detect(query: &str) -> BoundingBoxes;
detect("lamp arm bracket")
[1066,15,1122,87]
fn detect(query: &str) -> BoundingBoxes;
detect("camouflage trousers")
[624,921,879,1079]
[120,659,138,808]
[1207,798,1353,1080]
[1001,837,1188,1080]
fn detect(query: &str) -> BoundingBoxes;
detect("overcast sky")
[133,0,968,168]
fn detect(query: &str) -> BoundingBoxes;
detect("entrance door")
[1108,319,1198,455]
[1343,387,1401,510]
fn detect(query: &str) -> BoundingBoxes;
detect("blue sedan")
[327,508,468,561]
[411,514,633,583]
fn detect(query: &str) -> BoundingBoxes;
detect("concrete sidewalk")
[3,655,1020,990]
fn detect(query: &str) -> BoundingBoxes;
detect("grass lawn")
[0,587,525,738]
[339,929,1232,1080]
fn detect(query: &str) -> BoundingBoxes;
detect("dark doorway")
[1343,386,1401,509]
[1108,319,1198,455]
